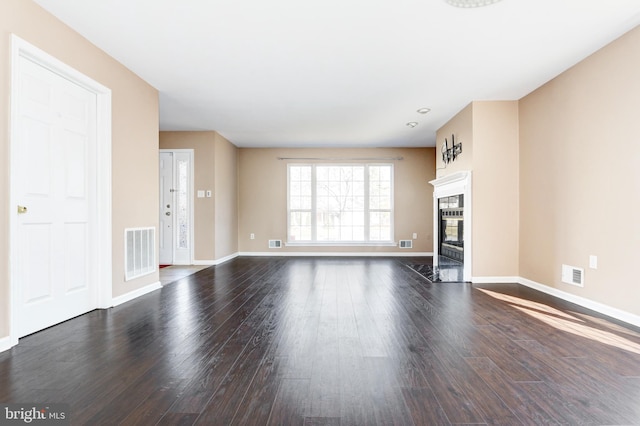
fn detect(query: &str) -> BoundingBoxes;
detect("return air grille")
[562,264,584,287]
[268,239,282,249]
[125,227,156,281]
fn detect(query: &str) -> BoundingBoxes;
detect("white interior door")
[159,152,173,265]
[14,55,98,338]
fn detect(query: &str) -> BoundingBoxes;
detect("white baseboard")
[112,281,162,307]
[517,277,640,328]
[472,276,520,284]
[0,336,13,354]
[238,252,434,257]
[193,252,239,266]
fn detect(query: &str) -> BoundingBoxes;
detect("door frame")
[9,35,113,346]
[159,149,194,265]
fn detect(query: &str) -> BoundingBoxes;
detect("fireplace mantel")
[429,171,471,195]
[430,171,472,282]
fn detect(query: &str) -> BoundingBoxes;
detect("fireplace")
[439,194,464,262]
[430,171,471,282]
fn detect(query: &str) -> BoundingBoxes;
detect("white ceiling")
[33,0,640,148]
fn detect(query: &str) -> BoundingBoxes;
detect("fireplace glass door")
[439,195,464,262]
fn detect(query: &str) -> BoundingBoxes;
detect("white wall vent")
[399,240,413,249]
[562,264,584,287]
[125,227,156,281]
[268,239,282,249]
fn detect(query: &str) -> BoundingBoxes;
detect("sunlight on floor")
[478,288,640,356]
[159,265,209,286]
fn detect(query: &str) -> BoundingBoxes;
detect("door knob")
[17,205,28,214]
[165,212,171,216]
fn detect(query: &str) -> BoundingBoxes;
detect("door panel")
[23,225,53,304]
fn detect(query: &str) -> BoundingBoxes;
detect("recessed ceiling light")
[417,108,431,114]
[406,122,418,128]
[444,0,503,8]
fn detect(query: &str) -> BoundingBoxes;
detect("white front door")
[14,55,98,337]
[159,152,173,265]
[159,150,193,265]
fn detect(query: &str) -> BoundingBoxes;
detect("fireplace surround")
[429,171,472,282]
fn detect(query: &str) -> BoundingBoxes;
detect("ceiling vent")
[399,240,413,249]
[562,264,584,287]
[268,240,282,249]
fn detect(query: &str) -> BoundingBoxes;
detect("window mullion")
[364,164,370,242]
[311,164,317,242]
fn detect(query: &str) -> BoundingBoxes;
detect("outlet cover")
[589,255,598,269]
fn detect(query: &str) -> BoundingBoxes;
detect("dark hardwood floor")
[2,257,640,425]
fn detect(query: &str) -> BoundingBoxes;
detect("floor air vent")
[399,240,413,249]
[125,227,156,281]
[562,264,584,287]
[268,239,282,249]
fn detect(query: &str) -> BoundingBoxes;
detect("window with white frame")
[288,164,393,244]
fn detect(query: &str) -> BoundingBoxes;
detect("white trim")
[430,170,472,282]
[112,281,162,307]
[238,252,434,257]
[285,241,397,247]
[0,336,14,354]
[9,35,112,345]
[193,252,239,266]
[517,277,640,329]
[472,276,520,284]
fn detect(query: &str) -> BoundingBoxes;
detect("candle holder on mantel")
[442,134,462,164]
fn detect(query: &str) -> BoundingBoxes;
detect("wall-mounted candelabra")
[442,134,462,164]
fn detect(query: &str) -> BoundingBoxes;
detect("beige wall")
[160,131,216,261]
[519,25,640,316]
[238,148,435,253]
[435,103,473,179]
[0,0,159,337]
[436,101,519,279]
[472,101,519,277]
[214,133,239,259]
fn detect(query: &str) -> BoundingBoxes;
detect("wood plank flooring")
[2,257,640,425]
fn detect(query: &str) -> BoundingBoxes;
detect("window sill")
[285,241,397,248]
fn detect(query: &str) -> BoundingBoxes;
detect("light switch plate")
[197,190,205,198]
[589,255,598,269]
[206,190,212,197]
